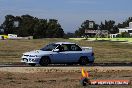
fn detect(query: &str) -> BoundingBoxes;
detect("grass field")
[70,38,132,42]
[0,38,132,64]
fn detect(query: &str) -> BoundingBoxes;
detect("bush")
[116,32,131,38]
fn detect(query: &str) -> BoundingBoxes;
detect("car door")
[64,44,82,63]
[51,45,68,63]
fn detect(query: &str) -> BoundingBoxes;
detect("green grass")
[70,38,132,42]
[0,38,132,64]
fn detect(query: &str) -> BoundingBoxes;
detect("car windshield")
[40,43,59,51]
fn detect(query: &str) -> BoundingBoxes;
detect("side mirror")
[53,49,59,52]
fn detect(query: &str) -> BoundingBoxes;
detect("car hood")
[23,50,52,56]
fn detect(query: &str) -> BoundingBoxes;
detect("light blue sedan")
[21,42,95,66]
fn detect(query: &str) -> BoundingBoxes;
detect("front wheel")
[39,57,50,66]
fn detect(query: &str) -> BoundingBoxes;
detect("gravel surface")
[0,66,132,73]
[0,66,132,88]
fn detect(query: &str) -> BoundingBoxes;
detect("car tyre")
[39,57,50,66]
[79,57,89,66]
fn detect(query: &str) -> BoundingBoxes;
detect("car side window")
[57,44,69,51]
[70,44,82,51]
[61,44,69,51]
[71,45,76,51]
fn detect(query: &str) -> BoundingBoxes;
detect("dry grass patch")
[0,38,132,63]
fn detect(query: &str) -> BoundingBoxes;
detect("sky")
[0,0,132,33]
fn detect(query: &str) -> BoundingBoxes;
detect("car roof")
[55,42,75,45]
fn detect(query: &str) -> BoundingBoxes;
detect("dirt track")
[0,66,132,73]
[0,66,132,88]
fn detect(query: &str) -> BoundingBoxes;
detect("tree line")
[0,15,64,38]
[75,17,132,38]
[0,14,132,38]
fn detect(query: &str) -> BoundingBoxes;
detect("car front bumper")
[21,56,40,64]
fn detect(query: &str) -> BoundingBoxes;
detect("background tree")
[75,20,120,37]
[1,14,64,38]
[99,20,118,34]
[117,17,132,28]
[46,19,64,38]
[75,20,98,37]
[33,19,47,39]
[18,15,36,37]
[117,32,131,38]
[64,32,75,38]
[1,15,15,34]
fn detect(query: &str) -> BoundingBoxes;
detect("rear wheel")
[79,57,89,66]
[29,63,36,66]
[39,57,50,66]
